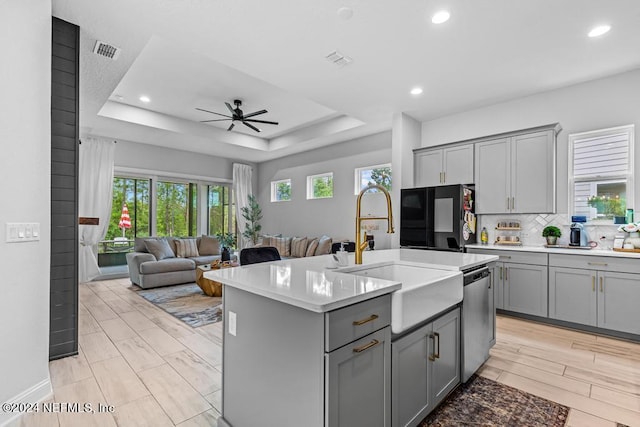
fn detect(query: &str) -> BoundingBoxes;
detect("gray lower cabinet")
[549,266,640,335]
[221,287,392,427]
[326,327,391,427]
[391,308,460,427]
[503,262,548,317]
[468,249,548,317]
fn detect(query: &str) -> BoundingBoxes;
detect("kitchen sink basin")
[342,263,463,334]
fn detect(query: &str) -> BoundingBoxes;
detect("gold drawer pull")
[353,339,380,353]
[501,255,511,260]
[429,334,436,361]
[588,262,608,267]
[352,314,379,326]
[434,332,441,359]
[600,277,604,292]
[592,276,595,292]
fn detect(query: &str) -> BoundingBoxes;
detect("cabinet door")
[488,268,496,346]
[503,263,548,317]
[414,150,443,187]
[548,267,597,326]
[493,263,505,310]
[443,144,473,185]
[326,327,391,427]
[474,138,510,213]
[431,308,460,406]
[391,324,431,427]
[512,130,555,213]
[598,272,640,335]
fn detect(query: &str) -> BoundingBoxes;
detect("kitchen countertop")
[466,243,640,259]
[205,248,498,313]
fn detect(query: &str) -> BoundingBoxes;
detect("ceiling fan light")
[588,25,611,38]
[431,10,450,24]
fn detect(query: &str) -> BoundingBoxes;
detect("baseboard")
[0,378,52,427]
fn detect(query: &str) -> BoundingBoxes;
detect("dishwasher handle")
[463,266,490,286]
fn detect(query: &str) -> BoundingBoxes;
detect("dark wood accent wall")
[50,17,79,360]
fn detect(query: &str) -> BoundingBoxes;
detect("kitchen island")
[207,249,498,427]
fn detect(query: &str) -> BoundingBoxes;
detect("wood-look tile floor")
[15,279,640,426]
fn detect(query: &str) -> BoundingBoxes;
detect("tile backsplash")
[477,214,622,249]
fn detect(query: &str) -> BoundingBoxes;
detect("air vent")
[325,50,352,67]
[93,41,121,60]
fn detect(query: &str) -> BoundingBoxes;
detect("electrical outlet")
[229,311,237,336]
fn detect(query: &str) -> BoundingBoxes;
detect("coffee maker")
[569,216,589,246]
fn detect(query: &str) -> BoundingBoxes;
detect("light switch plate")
[6,223,40,243]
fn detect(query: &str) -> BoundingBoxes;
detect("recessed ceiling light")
[588,25,611,38]
[410,87,423,95]
[139,95,151,103]
[337,7,354,20]
[431,10,450,24]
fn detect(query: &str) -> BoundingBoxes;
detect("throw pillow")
[199,235,221,255]
[315,235,333,256]
[144,238,175,260]
[260,234,281,247]
[305,238,319,257]
[273,236,292,257]
[175,238,199,258]
[290,237,308,258]
[134,237,150,252]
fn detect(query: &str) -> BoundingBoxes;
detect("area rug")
[419,375,569,427]
[133,283,222,328]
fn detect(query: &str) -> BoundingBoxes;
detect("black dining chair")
[239,246,282,265]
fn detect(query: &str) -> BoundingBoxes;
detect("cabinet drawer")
[549,254,640,274]
[468,249,547,266]
[325,294,391,352]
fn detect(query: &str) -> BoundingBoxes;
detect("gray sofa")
[126,235,228,289]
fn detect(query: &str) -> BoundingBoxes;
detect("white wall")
[257,132,393,247]
[0,0,53,423]
[421,68,640,214]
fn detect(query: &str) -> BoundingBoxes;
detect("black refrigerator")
[400,184,476,251]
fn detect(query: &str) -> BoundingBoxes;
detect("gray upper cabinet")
[414,144,473,187]
[475,126,557,214]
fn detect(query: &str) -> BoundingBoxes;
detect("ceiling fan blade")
[243,109,268,119]
[242,121,261,133]
[225,102,235,115]
[200,118,232,122]
[244,119,279,125]
[227,123,235,131]
[195,107,232,118]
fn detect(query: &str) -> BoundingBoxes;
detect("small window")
[569,125,634,222]
[307,172,333,199]
[271,179,292,202]
[354,164,392,194]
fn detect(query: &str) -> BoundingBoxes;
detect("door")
[431,308,460,405]
[414,149,443,187]
[503,263,548,317]
[443,144,474,185]
[512,130,555,213]
[474,138,510,214]
[391,324,431,427]
[400,187,433,247]
[597,271,640,335]
[548,267,597,326]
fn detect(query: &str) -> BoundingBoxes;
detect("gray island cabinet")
[211,249,497,427]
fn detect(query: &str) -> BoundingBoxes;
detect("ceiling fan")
[196,99,279,133]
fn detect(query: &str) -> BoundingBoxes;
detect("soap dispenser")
[336,242,349,266]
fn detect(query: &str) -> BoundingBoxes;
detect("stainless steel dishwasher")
[461,265,492,382]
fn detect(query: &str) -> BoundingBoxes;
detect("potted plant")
[216,232,237,262]
[542,225,562,245]
[241,195,263,246]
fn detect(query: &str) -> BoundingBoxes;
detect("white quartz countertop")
[205,249,498,313]
[466,243,640,259]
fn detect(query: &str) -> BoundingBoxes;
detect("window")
[271,179,292,202]
[569,125,634,221]
[156,181,198,236]
[354,164,392,194]
[307,172,333,199]
[208,184,236,235]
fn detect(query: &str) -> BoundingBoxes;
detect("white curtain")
[79,137,115,282]
[233,163,253,249]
